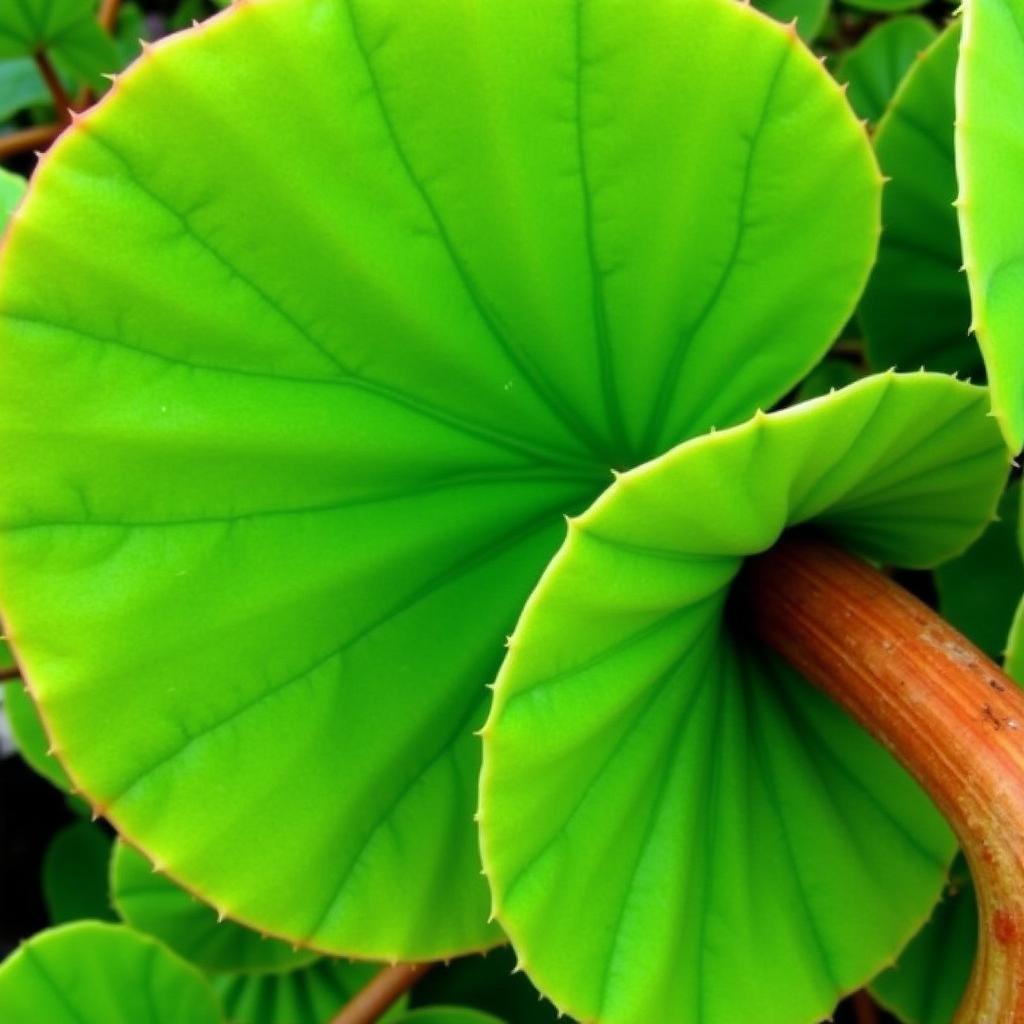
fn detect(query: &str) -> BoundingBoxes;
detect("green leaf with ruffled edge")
[480,373,1008,1024]
[0,921,224,1023]
[43,820,116,924]
[0,0,118,86]
[112,840,319,974]
[835,16,937,124]
[957,0,1024,450]
[860,23,979,377]
[0,0,879,959]
[871,856,976,1024]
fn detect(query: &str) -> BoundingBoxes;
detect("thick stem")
[851,990,879,1024]
[97,0,122,34]
[328,962,432,1024]
[741,534,1024,1022]
[33,51,73,123]
[0,122,62,161]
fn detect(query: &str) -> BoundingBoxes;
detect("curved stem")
[97,0,122,34]
[0,122,62,161]
[33,51,72,123]
[329,962,432,1024]
[741,534,1024,1023]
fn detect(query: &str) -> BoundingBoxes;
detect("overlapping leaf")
[756,0,828,42]
[42,821,115,924]
[112,841,319,974]
[0,0,118,85]
[480,374,1008,1024]
[835,16,937,123]
[0,921,223,1023]
[860,23,978,376]
[0,0,879,958]
[957,0,1024,449]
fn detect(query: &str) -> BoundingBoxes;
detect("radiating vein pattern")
[481,374,1008,1024]
[0,0,879,958]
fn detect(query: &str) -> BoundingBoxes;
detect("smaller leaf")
[755,0,829,41]
[871,857,976,1024]
[0,921,224,1023]
[0,166,26,227]
[835,15,937,123]
[42,820,116,925]
[844,0,928,11]
[0,58,49,121]
[111,840,319,974]
[795,357,862,402]
[4,680,73,793]
[936,482,1023,658]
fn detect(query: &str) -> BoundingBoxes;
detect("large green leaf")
[480,373,1008,1024]
[394,1011,504,1024]
[871,857,976,1024]
[0,0,880,958]
[112,840,319,974]
[43,820,116,924]
[957,0,1024,450]
[835,16,938,124]
[859,23,978,377]
[0,0,118,85]
[0,921,223,1023]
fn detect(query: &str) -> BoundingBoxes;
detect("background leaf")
[0,921,224,1023]
[480,373,1008,1024]
[755,0,829,42]
[859,23,978,376]
[42,821,115,925]
[834,15,937,123]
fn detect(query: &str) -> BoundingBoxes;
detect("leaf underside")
[480,374,1008,1024]
[957,0,1024,450]
[0,0,879,958]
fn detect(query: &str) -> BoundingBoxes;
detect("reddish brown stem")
[97,0,122,34]
[0,666,20,682]
[742,534,1024,1022]
[33,50,73,123]
[851,990,879,1024]
[329,962,432,1024]
[0,122,62,161]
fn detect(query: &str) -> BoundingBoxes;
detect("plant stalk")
[33,51,73,123]
[97,0,122,34]
[0,123,62,162]
[329,962,432,1024]
[741,534,1024,1022]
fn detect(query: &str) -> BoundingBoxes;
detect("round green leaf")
[0,0,119,85]
[835,16,938,124]
[480,373,1008,1024]
[957,0,1024,450]
[43,820,116,924]
[0,921,223,1023]
[212,960,406,1024]
[0,0,879,958]
[5,679,72,792]
[112,840,319,974]
[756,0,829,42]
[860,23,979,377]
[935,480,1023,658]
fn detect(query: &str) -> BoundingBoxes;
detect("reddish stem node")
[742,534,1024,1022]
[33,50,73,123]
